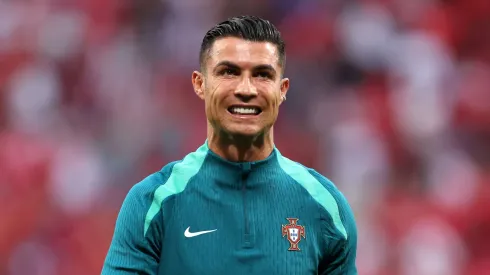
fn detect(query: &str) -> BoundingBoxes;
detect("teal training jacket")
[102,141,358,275]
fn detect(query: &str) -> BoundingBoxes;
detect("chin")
[224,125,263,139]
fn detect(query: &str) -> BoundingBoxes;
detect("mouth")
[227,105,262,116]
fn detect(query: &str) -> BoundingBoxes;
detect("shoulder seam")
[276,153,348,240]
[143,143,208,236]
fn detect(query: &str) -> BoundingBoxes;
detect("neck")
[206,124,274,162]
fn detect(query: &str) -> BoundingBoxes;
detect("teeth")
[230,107,260,115]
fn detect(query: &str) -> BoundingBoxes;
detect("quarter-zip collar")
[202,140,280,187]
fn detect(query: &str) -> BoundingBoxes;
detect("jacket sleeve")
[101,174,164,274]
[319,194,358,275]
[308,170,358,275]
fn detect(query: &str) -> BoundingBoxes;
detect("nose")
[234,76,257,101]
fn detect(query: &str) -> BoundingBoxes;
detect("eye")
[221,68,238,76]
[254,71,272,79]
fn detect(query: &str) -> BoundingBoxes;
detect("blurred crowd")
[1,0,490,274]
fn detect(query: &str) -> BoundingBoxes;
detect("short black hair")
[199,15,286,71]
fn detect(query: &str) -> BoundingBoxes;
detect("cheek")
[255,82,280,105]
[205,88,224,117]
[267,90,282,109]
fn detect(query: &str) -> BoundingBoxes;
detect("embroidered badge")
[282,218,306,251]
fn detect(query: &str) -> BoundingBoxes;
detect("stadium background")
[1,0,490,274]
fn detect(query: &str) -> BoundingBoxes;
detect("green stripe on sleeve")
[276,151,348,239]
[144,142,208,236]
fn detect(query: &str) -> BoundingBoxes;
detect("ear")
[192,71,205,100]
[279,77,290,104]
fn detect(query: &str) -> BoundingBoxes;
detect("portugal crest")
[282,218,306,251]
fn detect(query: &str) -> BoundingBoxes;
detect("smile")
[227,106,262,116]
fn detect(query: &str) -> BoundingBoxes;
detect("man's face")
[192,37,289,138]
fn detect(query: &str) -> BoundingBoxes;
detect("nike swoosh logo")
[184,226,217,238]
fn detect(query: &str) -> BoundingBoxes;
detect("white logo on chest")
[184,226,217,238]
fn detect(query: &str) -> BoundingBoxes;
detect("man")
[102,15,358,274]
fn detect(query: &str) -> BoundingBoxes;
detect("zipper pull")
[240,162,252,178]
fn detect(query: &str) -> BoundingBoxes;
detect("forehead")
[206,37,280,69]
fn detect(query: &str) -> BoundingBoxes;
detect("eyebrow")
[214,61,277,74]
[214,61,240,70]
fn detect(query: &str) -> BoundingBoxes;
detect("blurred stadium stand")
[1,0,490,274]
